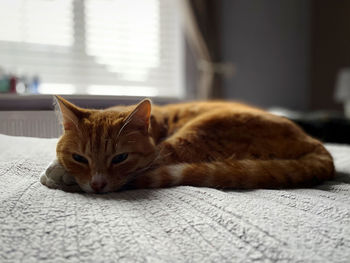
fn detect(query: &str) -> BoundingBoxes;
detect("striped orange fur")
[55,96,334,193]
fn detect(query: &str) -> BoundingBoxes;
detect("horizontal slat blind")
[0,0,183,97]
[0,0,73,46]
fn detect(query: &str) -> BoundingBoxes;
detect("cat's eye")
[72,154,89,164]
[111,153,128,164]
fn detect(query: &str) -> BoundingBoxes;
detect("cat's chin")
[78,183,120,194]
[79,184,95,193]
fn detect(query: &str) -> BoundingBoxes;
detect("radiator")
[0,111,62,138]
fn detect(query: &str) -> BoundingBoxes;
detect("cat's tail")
[131,144,335,189]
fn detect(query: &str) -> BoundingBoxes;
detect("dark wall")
[310,0,350,111]
[221,0,310,110]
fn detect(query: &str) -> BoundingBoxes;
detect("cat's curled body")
[41,96,334,193]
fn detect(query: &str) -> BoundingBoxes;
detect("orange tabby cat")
[41,95,334,193]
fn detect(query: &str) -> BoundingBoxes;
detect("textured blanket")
[0,134,349,262]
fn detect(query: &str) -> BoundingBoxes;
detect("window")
[0,0,183,98]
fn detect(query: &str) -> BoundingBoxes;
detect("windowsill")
[0,94,182,110]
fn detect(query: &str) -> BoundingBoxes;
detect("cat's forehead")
[77,111,126,151]
[86,110,127,127]
[75,111,126,142]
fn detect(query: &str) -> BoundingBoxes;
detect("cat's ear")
[54,95,85,131]
[125,99,152,133]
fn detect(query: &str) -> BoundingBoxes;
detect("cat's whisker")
[135,151,167,174]
[145,151,172,169]
[124,131,140,137]
[116,118,133,142]
[114,120,131,149]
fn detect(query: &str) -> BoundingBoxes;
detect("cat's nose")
[90,180,107,192]
[90,175,107,192]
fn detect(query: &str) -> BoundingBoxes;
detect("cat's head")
[55,96,157,193]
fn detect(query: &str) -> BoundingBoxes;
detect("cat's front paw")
[40,159,81,192]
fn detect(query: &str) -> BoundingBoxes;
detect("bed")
[0,133,349,262]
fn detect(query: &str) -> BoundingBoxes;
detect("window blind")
[0,0,183,98]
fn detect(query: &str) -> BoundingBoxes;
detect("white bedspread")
[0,134,349,262]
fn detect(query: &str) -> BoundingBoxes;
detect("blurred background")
[0,0,183,102]
[0,0,350,140]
